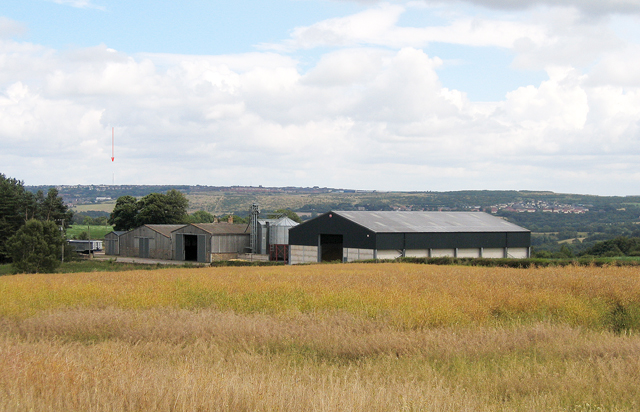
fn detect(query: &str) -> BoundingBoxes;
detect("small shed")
[104,231,127,256]
[119,224,186,260]
[172,223,250,263]
[289,211,531,264]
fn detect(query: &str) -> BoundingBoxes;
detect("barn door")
[197,234,207,262]
[175,234,184,261]
[139,238,150,258]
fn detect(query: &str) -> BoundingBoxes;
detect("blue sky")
[1,0,640,195]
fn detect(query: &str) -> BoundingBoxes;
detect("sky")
[1,0,640,195]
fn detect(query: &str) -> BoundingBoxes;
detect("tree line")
[0,173,73,273]
[109,190,302,231]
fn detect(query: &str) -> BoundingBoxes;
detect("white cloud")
[0,17,26,39]
[2,3,640,194]
[48,0,105,10]
[453,0,640,16]
[268,3,549,51]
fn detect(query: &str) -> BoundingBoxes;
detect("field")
[72,201,117,213]
[66,224,114,240]
[2,263,640,411]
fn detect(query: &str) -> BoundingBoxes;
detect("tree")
[135,189,188,225]
[39,188,73,224]
[7,219,64,273]
[188,210,216,223]
[0,174,28,262]
[108,195,139,231]
[75,231,90,240]
[269,209,302,223]
[109,190,189,229]
[0,175,72,265]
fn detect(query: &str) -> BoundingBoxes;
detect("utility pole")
[59,219,65,263]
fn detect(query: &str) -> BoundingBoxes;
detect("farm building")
[104,231,126,255]
[256,216,299,262]
[173,223,250,263]
[118,224,187,260]
[288,211,531,264]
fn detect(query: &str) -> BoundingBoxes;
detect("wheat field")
[1,263,640,411]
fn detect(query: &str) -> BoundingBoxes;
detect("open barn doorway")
[184,235,198,261]
[320,234,343,262]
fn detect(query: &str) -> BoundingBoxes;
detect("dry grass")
[2,263,639,330]
[1,263,640,411]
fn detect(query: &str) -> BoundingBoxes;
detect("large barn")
[288,211,531,264]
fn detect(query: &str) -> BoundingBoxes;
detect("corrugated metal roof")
[333,211,529,233]
[105,231,128,237]
[258,216,299,227]
[191,223,250,234]
[146,224,187,237]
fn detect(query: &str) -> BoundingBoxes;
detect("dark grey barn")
[288,211,531,264]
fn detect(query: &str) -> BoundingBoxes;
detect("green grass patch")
[66,225,114,240]
[0,264,14,276]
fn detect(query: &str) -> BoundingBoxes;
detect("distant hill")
[29,184,640,256]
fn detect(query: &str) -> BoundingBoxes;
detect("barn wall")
[482,248,505,258]
[119,227,173,260]
[343,248,375,262]
[104,233,120,255]
[431,249,456,257]
[507,247,530,259]
[290,245,318,264]
[375,250,402,260]
[212,234,250,254]
[405,249,429,258]
[457,248,481,258]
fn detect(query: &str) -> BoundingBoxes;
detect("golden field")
[1,263,640,411]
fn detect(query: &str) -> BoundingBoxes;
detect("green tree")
[135,189,189,225]
[269,209,302,223]
[7,219,64,273]
[219,214,248,224]
[76,231,90,240]
[0,174,29,262]
[109,190,189,229]
[108,195,139,231]
[39,188,73,224]
[188,210,216,223]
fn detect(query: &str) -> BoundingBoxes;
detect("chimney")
[214,217,219,223]
[228,215,233,224]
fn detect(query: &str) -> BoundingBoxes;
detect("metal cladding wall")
[377,231,531,250]
[104,232,121,255]
[119,226,174,260]
[288,213,376,249]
